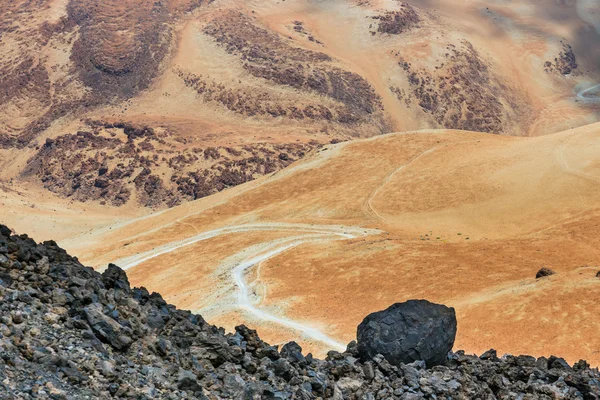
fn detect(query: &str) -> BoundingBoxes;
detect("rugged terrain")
[24,120,313,208]
[2,0,600,389]
[1,0,600,213]
[2,225,600,399]
[59,122,600,365]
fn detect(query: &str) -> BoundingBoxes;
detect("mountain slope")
[61,122,600,363]
[1,0,600,211]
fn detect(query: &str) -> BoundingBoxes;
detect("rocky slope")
[22,120,313,208]
[1,224,600,399]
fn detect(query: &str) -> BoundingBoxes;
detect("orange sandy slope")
[62,122,600,363]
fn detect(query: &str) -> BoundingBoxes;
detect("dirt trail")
[365,146,440,220]
[231,235,352,350]
[114,223,380,348]
[577,84,600,103]
[365,139,481,221]
[64,125,600,362]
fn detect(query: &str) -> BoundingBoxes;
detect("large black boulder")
[357,300,457,367]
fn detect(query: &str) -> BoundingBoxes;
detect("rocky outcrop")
[0,0,210,149]
[396,41,530,134]
[203,11,383,125]
[357,300,457,368]
[544,43,578,75]
[0,224,599,399]
[23,120,313,208]
[370,3,420,35]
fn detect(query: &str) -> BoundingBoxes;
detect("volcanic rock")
[536,268,556,279]
[357,300,457,367]
[1,224,599,399]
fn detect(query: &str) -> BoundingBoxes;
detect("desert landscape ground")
[2,0,600,375]
[60,122,600,366]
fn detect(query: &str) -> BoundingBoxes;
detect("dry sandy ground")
[0,182,147,241]
[62,121,600,364]
[2,0,600,216]
[5,0,598,151]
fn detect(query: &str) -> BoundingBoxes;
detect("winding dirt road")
[114,223,380,349]
[577,84,600,102]
[365,139,480,221]
[365,146,440,221]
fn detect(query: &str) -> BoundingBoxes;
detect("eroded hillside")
[1,0,600,213]
[3,0,600,376]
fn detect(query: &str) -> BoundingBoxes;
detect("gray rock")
[400,393,424,400]
[36,256,50,274]
[83,303,132,350]
[336,377,363,393]
[11,311,24,324]
[480,349,497,360]
[550,357,571,370]
[262,389,292,400]
[0,254,10,268]
[98,360,116,378]
[331,384,344,400]
[281,341,305,365]
[402,364,421,388]
[363,361,375,381]
[357,300,456,367]
[309,372,328,395]
[223,374,245,397]
[177,369,202,392]
[272,358,293,381]
[101,263,130,291]
[51,289,67,306]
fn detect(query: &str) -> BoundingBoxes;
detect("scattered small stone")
[44,313,60,324]
[11,311,24,324]
[536,268,556,279]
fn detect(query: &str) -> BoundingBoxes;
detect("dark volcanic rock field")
[0,224,599,399]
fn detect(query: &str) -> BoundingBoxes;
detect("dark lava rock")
[1,223,600,399]
[101,262,131,292]
[177,369,202,392]
[357,300,457,367]
[0,225,12,238]
[536,267,556,279]
[281,341,306,365]
[83,303,133,350]
[479,349,498,360]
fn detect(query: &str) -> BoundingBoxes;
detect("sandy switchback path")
[114,223,380,349]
